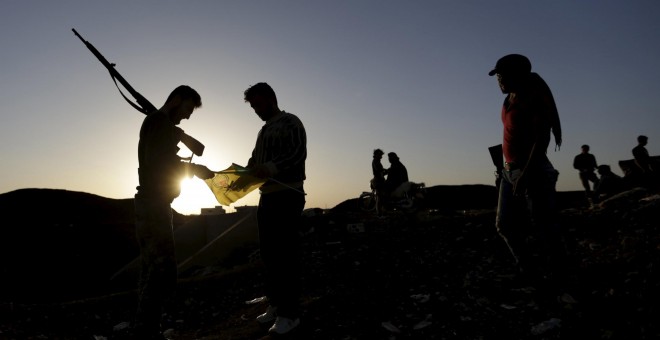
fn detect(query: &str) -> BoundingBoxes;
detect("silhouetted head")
[489,54,531,76]
[581,144,590,153]
[597,164,611,175]
[638,135,648,145]
[489,54,532,93]
[164,85,202,124]
[244,82,279,121]
[387,152,399,162]
[373,149,384,158]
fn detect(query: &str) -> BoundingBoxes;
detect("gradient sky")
[1,1,659,214]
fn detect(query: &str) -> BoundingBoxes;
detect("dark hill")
[0,188,188,223]
[333,184,587,214]
[0,185,589,304]
[0,189,186,302]
[0,188,133,223]
[0,186,659,339]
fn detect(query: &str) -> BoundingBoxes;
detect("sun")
[171,177,219,215]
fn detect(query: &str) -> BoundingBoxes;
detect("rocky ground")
[1,189,660,340]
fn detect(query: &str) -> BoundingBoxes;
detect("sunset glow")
[1,2,659,213]
[172,178,218,215]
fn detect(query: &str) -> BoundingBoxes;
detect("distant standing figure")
[631,135,660,189]
[132,85,214,338]
[371,148,387,213]
[488,54,567,289]
[573,144,599,196]
[385,152,409,196]
[244,82,307,336]
[372,148,387,193]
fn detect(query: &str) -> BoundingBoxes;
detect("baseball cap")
[488,54,532,76]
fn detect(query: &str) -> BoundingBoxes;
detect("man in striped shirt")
[243,82,307,336]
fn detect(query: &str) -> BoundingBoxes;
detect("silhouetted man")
[633,135,652,173]
[488,54,567,291]
[385,152,409,197]
[594,165,625,201]
[573,144,598,197]
[133,85,214,339]
[244,82,307,336]
[371,148,387,213]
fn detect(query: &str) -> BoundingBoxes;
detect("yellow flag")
[204,163,266,206]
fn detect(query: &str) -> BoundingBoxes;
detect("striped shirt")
[247,111,307,193]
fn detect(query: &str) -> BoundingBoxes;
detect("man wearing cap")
[488,54,567,290]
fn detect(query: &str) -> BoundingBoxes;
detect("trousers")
[133,196,177,334]
[257,188,306,318]
[495,160,566,279]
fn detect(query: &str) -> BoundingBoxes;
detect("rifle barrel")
[72,28,156,114]
[72,28,203,155]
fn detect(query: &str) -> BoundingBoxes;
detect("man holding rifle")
[72,30,216,338]
[132,85,214,339]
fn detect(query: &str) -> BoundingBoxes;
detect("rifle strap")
[110,72,150,115]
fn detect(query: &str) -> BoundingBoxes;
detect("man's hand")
[229,175,252,191]
[512,171,528,197]
[184,163,215,180]
[249,164,273,179]
[194,164,215,180]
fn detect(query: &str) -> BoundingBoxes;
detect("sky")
[1,1,659,215]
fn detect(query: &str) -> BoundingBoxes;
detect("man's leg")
[528,166,569,288]
[134,198,177,336]
[495,169,530,272]
[587,172,600,195]
[579,173,591,193]
[257,190,305,320]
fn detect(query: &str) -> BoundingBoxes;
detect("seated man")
[594,164,626,201]
[385,152,409,198]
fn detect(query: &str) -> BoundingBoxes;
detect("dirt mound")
[2,190,660,339]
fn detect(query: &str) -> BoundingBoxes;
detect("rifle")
[488,144,503,187]
[72,28,205,156]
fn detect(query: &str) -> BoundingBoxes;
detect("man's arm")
[590,154,598,169]
[514,93,554,195]
[143,116,185,177]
